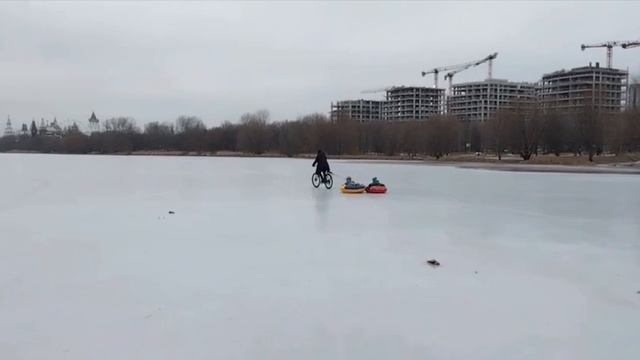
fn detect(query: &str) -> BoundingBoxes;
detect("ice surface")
[1,154,639,360]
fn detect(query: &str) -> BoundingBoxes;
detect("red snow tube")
[366,185,387,194]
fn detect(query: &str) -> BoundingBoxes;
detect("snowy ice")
[1,154,639,359]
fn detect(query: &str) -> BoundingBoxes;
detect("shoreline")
[2,150,639,175]
[450,162,640,175]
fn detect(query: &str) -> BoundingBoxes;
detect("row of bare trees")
[477,105,640,161]
[1,108,639,160]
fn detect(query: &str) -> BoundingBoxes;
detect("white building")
[3,116,15,137]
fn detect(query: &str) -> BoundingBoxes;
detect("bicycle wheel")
[311,173,321,188]
[324,173,333,189]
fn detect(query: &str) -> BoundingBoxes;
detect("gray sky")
[0,1,639,129]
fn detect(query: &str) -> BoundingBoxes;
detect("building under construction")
[330,99,384,122]
[447,79,536,122]
[539,63,629,114]
[331,87,444,122]
[382,86,444,121]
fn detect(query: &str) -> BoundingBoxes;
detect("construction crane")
[580,41,632,68]
[421,52,498,88]
[422,53,498,88]
[621,40,640,49]
[443,53,498,94]
[421,66,460,89]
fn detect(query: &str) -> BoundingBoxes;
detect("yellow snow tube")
[341,185,365,194]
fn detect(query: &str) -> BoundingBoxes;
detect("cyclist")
[312,149,330,183]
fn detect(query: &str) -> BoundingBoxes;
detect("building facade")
[330,100,384,122]
[448,79,536,122]
[629,83,640,110]
[331,87,444,122]
[539,64,628,114]
[383,86,444,121]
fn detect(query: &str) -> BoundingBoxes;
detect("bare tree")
[334,114,359,155]
[575,107,604,161]
[401,121,424,157]
[425,116,459,159]
[509,105,546,161]
[463,122,483,153]
[212,121,238,151]
[484,110,513,160]
[237,110,270,154]
[277,120,306,156]
[144,122,175,150]
[541,111,566,156]
[103,117,139,133]
[616,108,640,153]
[300,113,333,154]
[175,116,205,133]
[62,132,90,153]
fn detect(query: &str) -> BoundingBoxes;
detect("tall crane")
[443,53,498,94]
[621,40,640,49]
[421,52,498,88]
[580,41,637,68]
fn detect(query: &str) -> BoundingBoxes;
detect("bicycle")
[311,171,333,189]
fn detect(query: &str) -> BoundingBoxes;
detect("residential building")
[539,63,628,114]
[383,86,444,121]
[330,100,384,122]
[448,79,536,122]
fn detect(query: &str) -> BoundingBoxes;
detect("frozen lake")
[1,154,639,359]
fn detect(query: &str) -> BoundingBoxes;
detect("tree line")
[1,107,639,161]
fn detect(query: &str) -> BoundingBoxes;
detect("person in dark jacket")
[312,150,331,183]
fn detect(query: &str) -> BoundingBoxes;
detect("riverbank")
[4,150,640,174]
[451,162,640,175]
[132,150,640,174]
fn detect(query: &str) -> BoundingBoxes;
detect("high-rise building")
[447,79,536,122]
[330,100,384,122]
[383,86,444,121]
[331,87,444,122]
[539,63,628,114]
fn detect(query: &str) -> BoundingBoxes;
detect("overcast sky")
[0,1,639,129]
